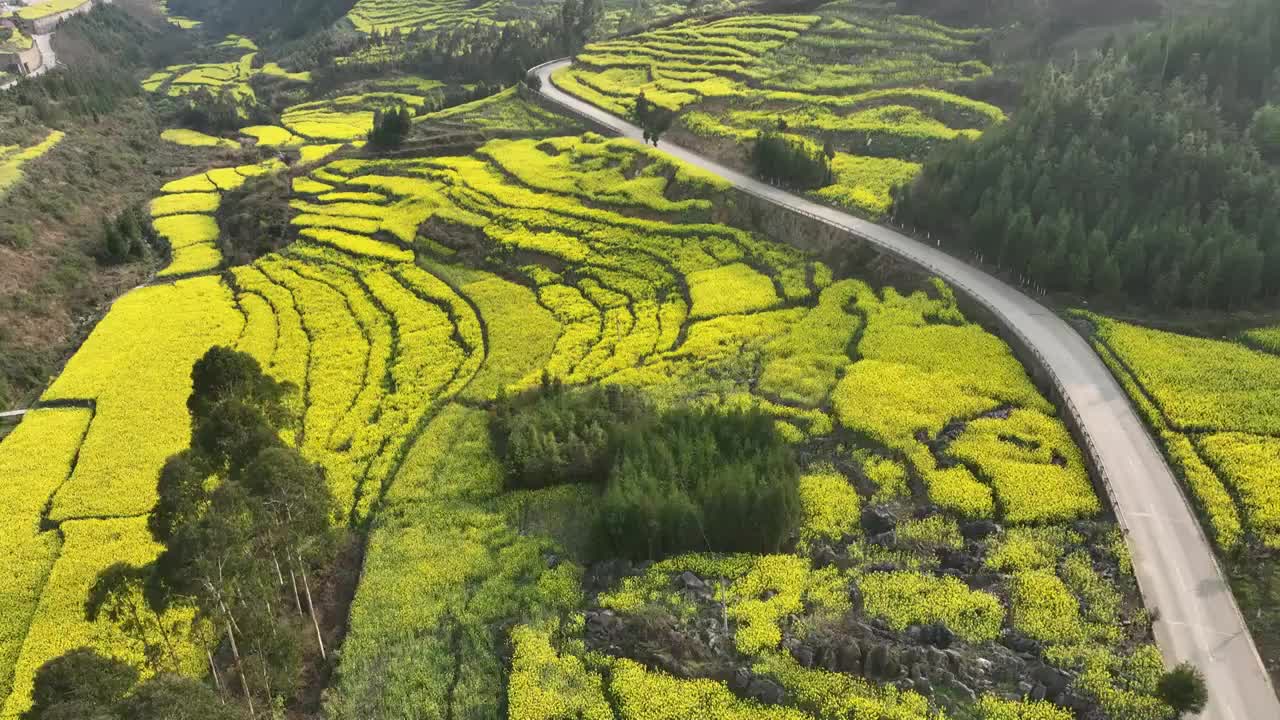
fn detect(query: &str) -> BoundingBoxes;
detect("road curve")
[534,58,1278,720]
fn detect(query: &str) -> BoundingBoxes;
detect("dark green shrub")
[493,385,801,560]
[595,407,800,561]
[490,379,648,490]
[1157,661,1208,716]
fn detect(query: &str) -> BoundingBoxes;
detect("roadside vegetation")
[1075,311,1280,688]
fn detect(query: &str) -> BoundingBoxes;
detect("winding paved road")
[534,58,1278,720]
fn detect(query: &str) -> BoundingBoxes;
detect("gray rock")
[972,657,994,676]
[920,622,955,649]
[927,647,948,668]
[1017,681,1034,698]
[814,545,838,569]
[954,681,977,702]
[864,645,890,678]
[1033,665,1072,699]
[745,676,787,705]
[862,507,896,535]
[837,641,863,673]
[869,530,897,547]
[819,645,840,672]
[1030,683,1047,701]
[960,519,1000,540]
[790,643,815,668]
[677,570,707,591]
[1002,632,1041,656]
[914,677,933,696]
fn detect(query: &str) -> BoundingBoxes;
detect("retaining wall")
[16,0,97,34]
[0,44,41,74]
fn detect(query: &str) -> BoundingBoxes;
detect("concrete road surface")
[533,57,1279,720]
[33,33,56,73]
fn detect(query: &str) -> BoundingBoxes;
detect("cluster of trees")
[752,130,834,190]
[492,381,800,561]
[174,87,275,135]
[492,381,650,490]
[630,92,674,145]
[22,648,240,720]
[894,1,1280,309]
[366,103,413,149]
[99,204,155,265]
[1127,0,1280,125]
[218,174,292,266]
[35,348,336,717]
[145,348,333,714]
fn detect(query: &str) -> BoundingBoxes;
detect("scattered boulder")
[837,641,863,673]
[813,545,839,569]
[862,507,896,535]
[818,645,839,672]
[1032,665,1072,700]
[677,570,707,592]
[939,549,980,573]
[729,668,788,705]
[1001,631,1042,656]
[864,644,901,679]
[788,641,815,668]
[960,519,1000,540]
[869,530,896,547]
[918,622,955,649]
[746,675,787,705]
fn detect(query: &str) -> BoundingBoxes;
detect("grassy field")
[1079,312,1280,686]
[555,0,1003,217]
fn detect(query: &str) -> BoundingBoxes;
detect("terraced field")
[346,0,515,32]
[0,130,64,197]
[555,1,1003,216]
[0,81,1171,720]
[142,34,310,102]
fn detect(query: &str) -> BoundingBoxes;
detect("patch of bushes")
[216,173,291,266]
[752,130,834,190]
[99,204,155,265]
[491,380,649,490]
[492,383,801,560]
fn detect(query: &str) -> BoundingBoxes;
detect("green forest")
[894,0,1280,310]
